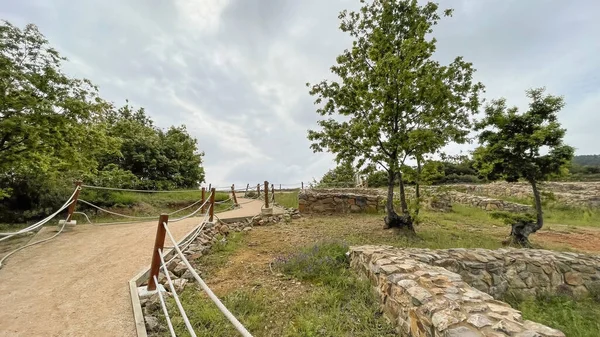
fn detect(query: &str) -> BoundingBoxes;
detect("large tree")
[473,88,574,246]
[307,0,483,230]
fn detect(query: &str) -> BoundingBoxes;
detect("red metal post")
[147,213,169,291]
[66,181,82,222]
[209,188,216,222]
[264,181,269,208]
[231,184,238,206]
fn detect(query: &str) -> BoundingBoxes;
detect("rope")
[73,212,91,224]
[162,222,253,337]
[214,197,232,205]
[81,185,202,193]
[78,200,158,220]
[168,192,212,216]
[158,249,197,337]
[0,215,69,269]
[0,199,74,243]
[152,275,177,337]
[0,187,79,237]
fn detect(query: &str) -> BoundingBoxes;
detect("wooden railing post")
[257,183,260,198]
[231,184,238,206]
[66,180,82,222]
[209,188,216,222]
[264,181,270,208]
[271,184,275,202]
[201,187,206,213]
[147,213,169,291]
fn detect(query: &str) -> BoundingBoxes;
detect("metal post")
[147,213,169,291]
[231,184,238,206]
[245,184,249,197]
[66,181,82,222]
[279,184,281,191]
[271,184,275,202]
[208,183,212,191]
[257,183,260,198]
[209,188,216,222]
[264,181,269,208]
[301,181,304,191]
[201,187,206,213]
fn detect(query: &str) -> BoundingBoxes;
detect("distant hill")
[573,155,600,166]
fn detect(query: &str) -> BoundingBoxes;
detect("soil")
[535,227,600,253]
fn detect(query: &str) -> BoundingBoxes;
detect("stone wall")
[452,182,600,208]
[441,191,532,213]
[298,189,383,214]
[349,245,600,336]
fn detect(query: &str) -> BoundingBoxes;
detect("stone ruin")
[349,245,600,337]
[298,188,383,214]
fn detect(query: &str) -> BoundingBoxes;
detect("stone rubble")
[349,245,600,337]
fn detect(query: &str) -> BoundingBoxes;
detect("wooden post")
[257,183,260,197]
[264,181,270,208]
[209,188,216,222]
[66,181,82,222]
[201,187,206,213]
[147,213,169,291]
[231,184,238,206]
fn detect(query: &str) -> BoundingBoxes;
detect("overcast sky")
[2,0,599,187]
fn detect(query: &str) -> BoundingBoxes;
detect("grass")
[70,189,232,224]
[161,241,395,337]
[194,232,247,276]
[274,191,299,209]
[504,291,600,337]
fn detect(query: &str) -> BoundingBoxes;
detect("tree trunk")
[415,157,422,217]
[398,171,408,214]
[383,170,414,231]
[507,179,543,247]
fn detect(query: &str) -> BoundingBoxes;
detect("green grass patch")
[195,232,246,275]
[504,292,600,337]
[274,191,299,209]
[161,241,395,337]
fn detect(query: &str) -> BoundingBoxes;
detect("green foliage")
[307,0,483,218]
[0,21,205,223]
[366,170,388,187]
[573,155,600,166]
[274,192,299,209]
[318,161,356,187]
[474,88,574,184]
[489,211,536,225]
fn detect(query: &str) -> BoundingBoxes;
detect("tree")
[473,88,574,246]
[307,0,482,230]
[318,161,357,187]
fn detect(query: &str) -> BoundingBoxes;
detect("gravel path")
[0,198,268,337]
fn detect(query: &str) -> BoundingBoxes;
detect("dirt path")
[0,198,268,337]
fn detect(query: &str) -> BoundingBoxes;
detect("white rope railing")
[162,221,253,337]
[80,185,202,193]
[158,249,197,337]
[78,200,158,220]
[0,209,71,269]
[0,187,79,238]
[152,275,177,337]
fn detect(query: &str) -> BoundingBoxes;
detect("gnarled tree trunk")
[507,178,543,246]
[384,169,413,231]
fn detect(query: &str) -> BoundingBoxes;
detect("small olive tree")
[473,88,574,246]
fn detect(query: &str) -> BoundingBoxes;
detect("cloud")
[2,0,599,185]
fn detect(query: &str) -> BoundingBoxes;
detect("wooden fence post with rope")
[147,213,169,291]
[201,187,206,213]
[209,188,216,222]
[264,181,269,209]
[231,184,238,206]
[65,180,82,222]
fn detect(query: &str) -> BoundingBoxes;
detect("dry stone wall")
[438,191,532,213]
[453,182,600,208]
[298,189,383,214]
[349,245,600,336]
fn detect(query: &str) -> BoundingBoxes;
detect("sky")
[2,0,599,187]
